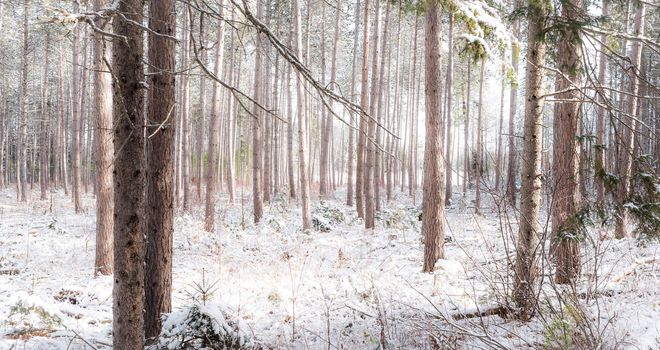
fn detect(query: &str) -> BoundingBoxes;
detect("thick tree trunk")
[112,0,146,347]
[422,0,446,273]
[93,0,113,277]
[513,0,548,319]
[615,3,645,239]
[552,0,583,285]
[144,0,176,341]
[204,1,226,232]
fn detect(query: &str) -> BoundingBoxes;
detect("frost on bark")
[356,0,371,219]
[252,0,264,223]
[422,0,446,273]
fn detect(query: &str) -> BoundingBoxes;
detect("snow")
[0,188,658,349]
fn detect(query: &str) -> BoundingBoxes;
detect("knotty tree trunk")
[93,0,113,277]
[204,0,226,232]
[144,0,177,340]
[112,0,146,347]
[422,0,446,273]
[551,0,583,285]
[513,0,548,319]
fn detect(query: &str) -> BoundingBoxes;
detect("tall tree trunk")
[181,9,192,211]
[286,55,296,199]
[292,0,311,230]
[444,14,454,205]
[374,0,390,212]
[552,0,583,284]
[495,56,505,193]
[615,3,645,239]
[144,0,176,340]
[252,0,264,223]
[93,0,113,277]
[40,33,51,200]
[364,0,381,229]
[18,0,29,202]
[226,12,236,203]
[464,63,471,195]
[422,0,446,272]
[112,0,146,347]
[356,0,371,219]
[506,4,520,205]
[513,0,548,319]
[319,2,330,198]
[204,0,226,232]
[346,0,361,207]
[71,2,82,211]
[475,60,485,214]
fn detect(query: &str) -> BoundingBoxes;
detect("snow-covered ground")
[0,188,658,349]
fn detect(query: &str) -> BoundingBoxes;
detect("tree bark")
[71,2,82,211]
[346,0,361,207]
[18,0,29,202]
[292,0,311,230]
[112,0,146,347]
[364,0,381,229]
[252,0,264,223]
[422,0,446,273]
[513,0,548,319]
[144,0,176,341]
[204,0,226,232]
[444,14,454,205]
[506,5,520,205]
[475,60,485,214]
[552,0,583,285]
[615,3,645,239]
[93,0,113,277]
[356,0,371,219]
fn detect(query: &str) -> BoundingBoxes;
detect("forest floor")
[0,187,658,349]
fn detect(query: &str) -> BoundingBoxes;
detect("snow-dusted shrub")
[4,296,61,337]
[312,201,345,232]
[379,206,421,229]
[151,303,251,350]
